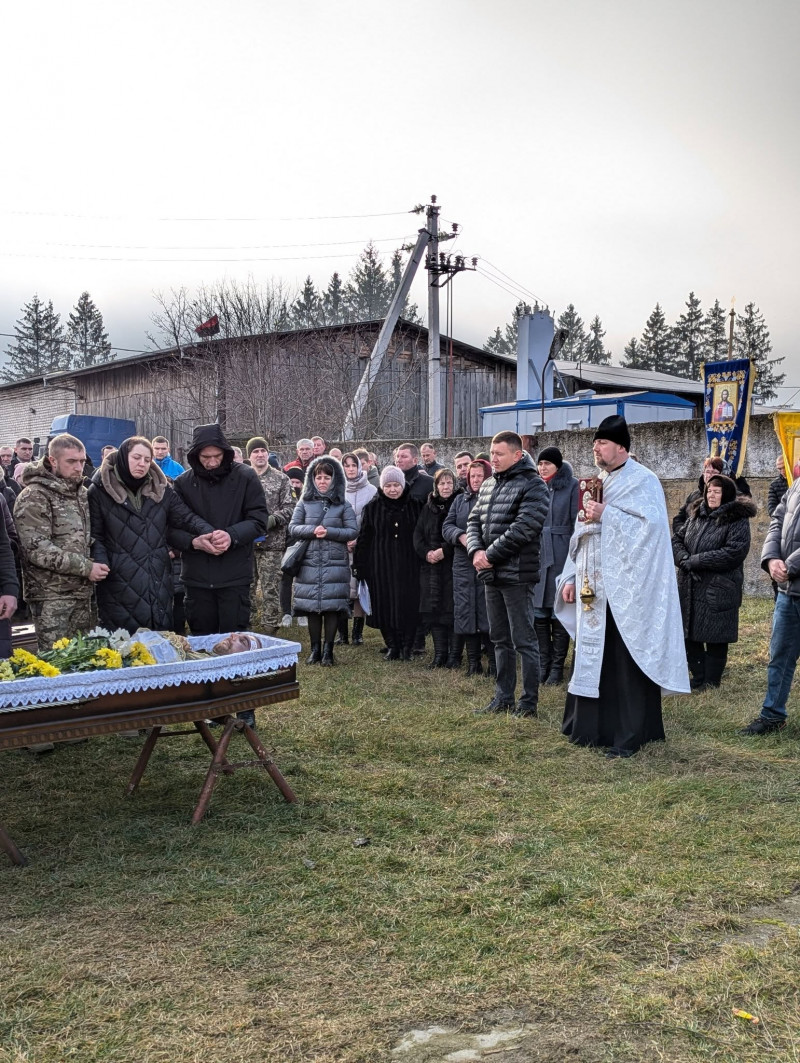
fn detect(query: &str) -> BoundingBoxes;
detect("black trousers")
[185,585,251,636]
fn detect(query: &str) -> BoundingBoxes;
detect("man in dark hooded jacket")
[168,424,268,635]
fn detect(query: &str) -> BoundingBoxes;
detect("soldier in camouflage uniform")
[246,437,294,635]
[15,433,110,653]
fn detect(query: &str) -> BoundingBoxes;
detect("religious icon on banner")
[578,476,603,522]
[711,383,737,423]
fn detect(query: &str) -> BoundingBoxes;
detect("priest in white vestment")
[555,415,690,757]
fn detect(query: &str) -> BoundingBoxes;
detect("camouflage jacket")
[14,459,93,601]
[255,466,295,551]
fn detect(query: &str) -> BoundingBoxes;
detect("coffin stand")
[0,664,299,866]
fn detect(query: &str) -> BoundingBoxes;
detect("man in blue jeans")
[742,472,800,735]
[467,431,549,716]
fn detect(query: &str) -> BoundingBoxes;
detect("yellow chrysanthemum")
[128,642,156,667]
[18,659,61,678]
[90,648,123,670]
[51,638,71,651]
[11,648,38,666]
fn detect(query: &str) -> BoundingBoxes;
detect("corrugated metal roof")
[555,360,704,394]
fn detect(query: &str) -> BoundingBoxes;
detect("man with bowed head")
[168,424,267,637]
[246,436,294,636]
[466,430,550,717]
[556,415,689,758]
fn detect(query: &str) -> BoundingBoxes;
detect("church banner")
[702,358,755,476]
[772,411,800,486]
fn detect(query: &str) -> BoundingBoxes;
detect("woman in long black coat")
[353,466,422,661]
[89,437,214,634]
[413,468,457,668]
[442,459,493,675]
[671,473,756,690]
[533,447,578,684]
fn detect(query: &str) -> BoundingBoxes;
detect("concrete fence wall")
[341,414,783,598]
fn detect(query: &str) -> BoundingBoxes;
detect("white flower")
[87,627,112,639]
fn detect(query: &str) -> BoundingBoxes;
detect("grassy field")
[2,597,800,1062]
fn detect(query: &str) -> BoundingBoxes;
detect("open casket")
[0,633,301,865]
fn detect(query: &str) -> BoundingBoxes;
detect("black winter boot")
[699,650,727,689]
[534,617,553,684]
[686,642,706,689]
[352,616,365,645]
[320,641,336,667]
[429,625,450,668]
[446,632,465,669]
[306,642,322,665]
[334,615,349,645]
[385,631,403,661]
[466,634,483,676]
[545,620,570,685]
[482,632,497,677]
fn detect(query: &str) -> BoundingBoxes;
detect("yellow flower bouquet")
[3,630,157,682]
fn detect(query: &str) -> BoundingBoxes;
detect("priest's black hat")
[593,415,631,451]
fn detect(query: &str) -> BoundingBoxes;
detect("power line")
[39,235,413,253]
[475,266,533,306]
[4,208,414,223]
[478,258,548,307]
[0,247,408,265]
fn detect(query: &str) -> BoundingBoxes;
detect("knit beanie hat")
[246,436,270,458]
[537,446,563,468]
[593,415,631,451]
[380,465,405,489]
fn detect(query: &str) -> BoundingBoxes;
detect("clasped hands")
[769,558,789,583]
[192,530,232,555]
[426,548,444,564]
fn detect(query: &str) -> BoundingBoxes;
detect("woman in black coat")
[89,437,214,634]
[353,466,422,661]
[672,473,757,690]
[533,447,578,685]
[413,468,457,668]
[442,459,493,676]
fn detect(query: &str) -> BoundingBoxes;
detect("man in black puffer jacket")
[467,430,549,717]
[168,424,268,635]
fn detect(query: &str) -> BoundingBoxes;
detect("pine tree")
[703,299,729,362]
[388,249,420,323]
[290,276,324,329]
[735,301,785,403]
[2,295,67,381]
[640,303,675,373]
[483,301,532,358]
[557,304,587,362]
[322,271,346,325]
[66,291,112,368]
[344,243,394,321]
[583,315,610,365]
[621,336,646,369]
[671,291,704,379]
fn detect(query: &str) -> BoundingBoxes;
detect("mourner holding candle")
[556,415,690,758]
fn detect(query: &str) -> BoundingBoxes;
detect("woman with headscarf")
[443,459,495,675]
[339,451,377,646]
[413,467,457,668]
[288,456,358,666]
[88,436,215,634]
[353,466,422,661]
[533,447,578,685]
[672,473,756,690]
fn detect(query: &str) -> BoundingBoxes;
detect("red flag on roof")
[195,314,220,337]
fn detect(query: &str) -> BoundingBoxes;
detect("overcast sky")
[3,0,798,393]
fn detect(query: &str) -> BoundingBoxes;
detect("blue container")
[49,415,137,466]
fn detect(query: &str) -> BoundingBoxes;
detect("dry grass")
[3,597,800,1061]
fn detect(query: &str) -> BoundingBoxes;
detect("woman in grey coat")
[533,448,578,684]
[288,457,358,666]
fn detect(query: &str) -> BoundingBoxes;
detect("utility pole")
[426,198,441,437]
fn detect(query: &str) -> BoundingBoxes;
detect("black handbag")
[281,538,309,577]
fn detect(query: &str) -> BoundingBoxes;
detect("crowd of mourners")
[0,417,798,759]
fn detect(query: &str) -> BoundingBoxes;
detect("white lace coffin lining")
[0,634,301,713]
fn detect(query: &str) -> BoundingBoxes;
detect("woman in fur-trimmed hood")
[672,473,757,690]
[88,437,214,634]
[287,456,358,665]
